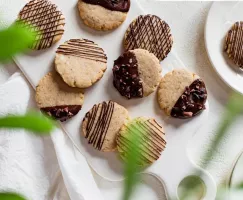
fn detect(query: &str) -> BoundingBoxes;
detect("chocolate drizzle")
[113,51,143,99]
[83,101,115,151]
[17,0,65,50]
[225,21,243,68]
[82,0,130,12]
[125,15,173,61]
[56,39,107,63]
[171,79,207,119]
[117,118,166,165]
[41,105,81,122]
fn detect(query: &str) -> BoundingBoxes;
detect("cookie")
[117,117,166,166]
[225,21,243,68]
[82,101,129,152]
[124,15,173,61]
[113,49,161,99]
[36,72,84,122]
[78,0,130,31]
[17,0,65,50]
[55,39,107,88]
[157,69,207,119]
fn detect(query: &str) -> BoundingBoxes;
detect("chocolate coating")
[82,0,130,12]
[225,21,243,68]
[41,105,81,122]
[113,51,143,99]
[171,79,207,119]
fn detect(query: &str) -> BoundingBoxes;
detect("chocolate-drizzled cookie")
[117,117,166,166]
[124,15,173,61]
[157,69,208,119]
[55,39,107,88]
[113,49,161,99]
[82,101,129,152]
[35,72,84,122]
[17,0,65,50]
[225,21,243,68]
[78,0,130,31]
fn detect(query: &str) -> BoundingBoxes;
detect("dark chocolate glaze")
[125,15,173,61]
[171,79,207,119]
[56,39,107,63]
[84,101,114,151]
[41,105,81,122]
[82,0,130,12]
[113,51,143,99]
[17,0,65,50]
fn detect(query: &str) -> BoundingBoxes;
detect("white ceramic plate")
[205,2,243,94]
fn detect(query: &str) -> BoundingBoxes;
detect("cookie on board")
[124,14,173,61]
[82,101,129,152]
[55,39,107,88]
[157,69,208,119]
[17,0,65,50]
[35,72,84,122]
[113,49,161,99]
[117,117,166,166]
[78,0,130,31]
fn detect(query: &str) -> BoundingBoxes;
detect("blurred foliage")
[0,193,26,200]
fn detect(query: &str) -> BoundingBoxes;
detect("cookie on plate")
[124,15,173,61]
[36,72,84,122]
[55,39,107,88]
[157,69,208,119]
[78,0,130,31]
[82,101,129,152]
[117,117,166,166]
[17,0,65,50]
[113,49,161,99]
[225,21,243,68]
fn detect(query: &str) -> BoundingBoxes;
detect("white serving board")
[15,0,216,199]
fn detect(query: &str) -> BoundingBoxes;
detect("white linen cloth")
[0,73,103,200]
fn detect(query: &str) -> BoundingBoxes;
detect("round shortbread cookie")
[82,101,129,152]
[157,69,208,119]
[117,117,166,166]
[78,0,130,31]
[17,0,65,50]
[124,15,173,61]
[225,21,243,68]
[113,49,161,99]
[55,39,107,88]
[36,72,84,122]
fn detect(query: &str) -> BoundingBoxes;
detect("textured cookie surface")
[36,72,84,122]
[17,0,65,50]
[225,22,243,68]
[113,49,161,99]
[117,117,166,166]
[78,0,130,31]
[124,15,173,61]
[55,39,107,88]
[82,101,129,152]
[157,69,207,119]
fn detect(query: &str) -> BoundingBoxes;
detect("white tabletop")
[1,1,243,199]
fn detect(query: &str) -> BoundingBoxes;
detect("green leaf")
[0,21,36,62]
[0,111,55,135]
[0,192,26,200]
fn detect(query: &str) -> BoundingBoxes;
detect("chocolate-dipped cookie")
[17,0,65,50]
[35,72,84,122]
[157,69,207,119]
[55,39,107,88]
[117,117,166,166]
[124,15,173,61]
[225,21,243,68]
[82,101,129,152]
[78,0,130,31]
[113,49,161,99]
